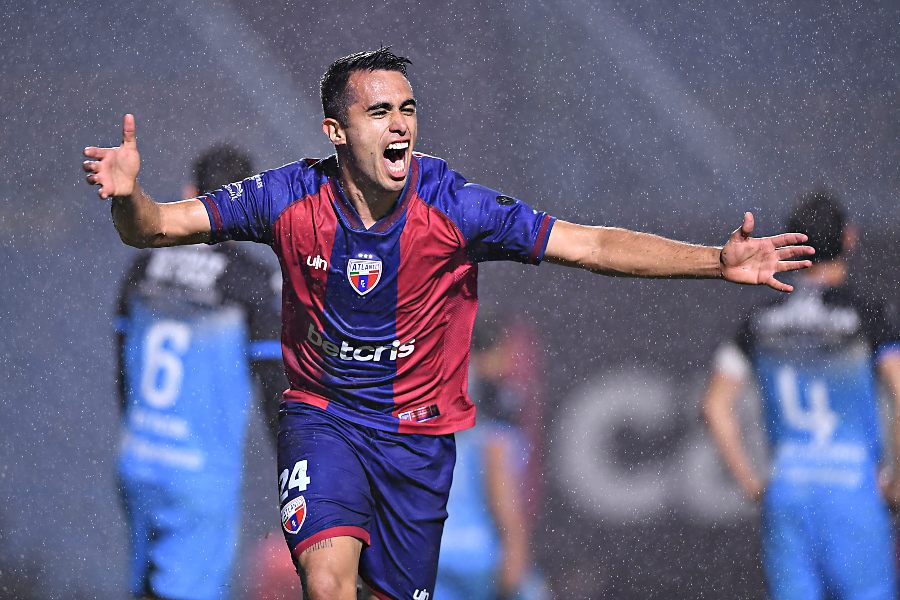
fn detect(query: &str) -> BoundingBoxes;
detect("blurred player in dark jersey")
[703,191,900,599]
[86,48,813,600]
[115,146,287,600]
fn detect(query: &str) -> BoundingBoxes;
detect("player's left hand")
[719,212,814,292]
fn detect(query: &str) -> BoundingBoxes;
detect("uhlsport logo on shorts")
[281,496,307,534]
[347,256,381,296]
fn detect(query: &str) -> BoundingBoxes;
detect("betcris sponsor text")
[306,324,415,362]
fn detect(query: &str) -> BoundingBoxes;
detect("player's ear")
[322,118,346,146]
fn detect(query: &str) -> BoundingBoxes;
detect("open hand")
[83,113,140,199]
[720,212,814,292]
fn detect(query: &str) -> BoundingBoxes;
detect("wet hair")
[320,48,412,124]
[786,189,847,262]
[193,145,254,193]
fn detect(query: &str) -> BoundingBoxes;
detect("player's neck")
[801,259,847,287]
[336,165,400,229]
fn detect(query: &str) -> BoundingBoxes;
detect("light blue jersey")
[118,297,253,489]
[729,282,900,600]
[116,244,283,600]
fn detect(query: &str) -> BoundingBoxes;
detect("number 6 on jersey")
[279,460,311,502]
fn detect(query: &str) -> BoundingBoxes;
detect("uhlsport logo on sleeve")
[281,496,307,534]
[347,256,382,296]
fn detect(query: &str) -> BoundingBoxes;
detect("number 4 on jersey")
[776,366,838,446]
[279,460,311,502]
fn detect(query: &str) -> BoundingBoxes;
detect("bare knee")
[298,536,362,600]
[300,567,358,600]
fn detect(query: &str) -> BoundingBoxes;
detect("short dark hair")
[193,145,254,192]
[786,189,847,262]
[320,48,412,124]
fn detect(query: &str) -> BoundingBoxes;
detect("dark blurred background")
[1,1,898,598]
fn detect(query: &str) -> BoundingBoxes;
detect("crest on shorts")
[281,496,307,534]
[347,257,382,296]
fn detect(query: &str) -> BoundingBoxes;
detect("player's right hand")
[83,113,140,199]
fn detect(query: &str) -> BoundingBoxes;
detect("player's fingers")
[82,160,100,173]
[122,113,136,145]
[776,245,815,260]
[766,276,793,293]
[727,211,754,244]
[740,212,754,238]
[768,232,809,248]
[776,259,812,273]
[83,146,109,159]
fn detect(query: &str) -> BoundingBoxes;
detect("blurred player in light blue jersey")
[436,318,549,600]
[703,191,900,600]
[116,146,287,600]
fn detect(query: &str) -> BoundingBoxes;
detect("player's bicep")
[155,198,212,247]
[702,343,750,416]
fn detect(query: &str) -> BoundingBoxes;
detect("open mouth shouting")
[383,141,410,179]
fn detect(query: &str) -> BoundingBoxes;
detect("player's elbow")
[115,226,166,249]
[115,228,148,248]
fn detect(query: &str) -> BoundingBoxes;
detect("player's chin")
[382,172,408,190]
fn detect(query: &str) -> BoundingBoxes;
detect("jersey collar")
[324,155,420,234]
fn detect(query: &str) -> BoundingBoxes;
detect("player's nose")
[388,111,408,134]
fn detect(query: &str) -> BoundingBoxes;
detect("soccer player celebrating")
[85,48,813,600]
[702,192,900,600]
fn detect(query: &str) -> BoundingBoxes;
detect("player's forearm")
[497,527,528,595]
[591,227,723,278]
[110,183,165,248]
[705,409,759,493]
[111,184,212,248]
[484,439,529,592]
[546,222,724,278]
[702,376,760,497]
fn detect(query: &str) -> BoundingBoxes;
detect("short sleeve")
[712,341,752,381]
[861,296,900,363]
[199,165,299,245]
[449,180,555,264]
[222,246,282,353]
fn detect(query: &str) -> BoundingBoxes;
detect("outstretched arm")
[545,212,813,292]
[83,114,211,248]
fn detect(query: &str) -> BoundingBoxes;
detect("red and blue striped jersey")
[201,153,555,434]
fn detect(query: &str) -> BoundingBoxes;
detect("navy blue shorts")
[277,402,456,599]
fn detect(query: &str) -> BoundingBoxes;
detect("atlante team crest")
[281,496,307,534]
[347,257,382,296]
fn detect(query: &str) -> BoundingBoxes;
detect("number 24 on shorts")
[279,460,311,502]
